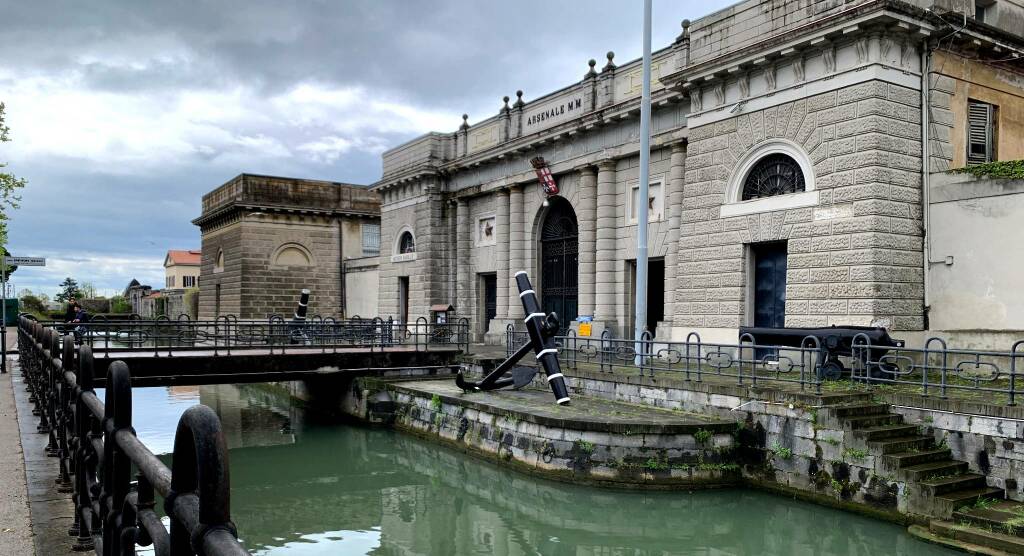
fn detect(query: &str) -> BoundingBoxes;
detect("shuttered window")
[967,100,996,165]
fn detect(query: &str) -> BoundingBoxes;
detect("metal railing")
[507,325,826,392]
[506,325,1024,404]
[25,314,471,356]
[18,317,249,555]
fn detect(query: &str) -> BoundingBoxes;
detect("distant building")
[193,173,381,319]
[164,250,201,289]
[123,279,153,315]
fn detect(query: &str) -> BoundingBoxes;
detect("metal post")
[634,0,653,365]
[2,258,7,374]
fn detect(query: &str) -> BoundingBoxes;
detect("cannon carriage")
[739,325,905,380]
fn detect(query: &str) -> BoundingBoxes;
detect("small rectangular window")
[967,99,996,165]
[362,223,381,257]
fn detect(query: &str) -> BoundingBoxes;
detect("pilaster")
[494,188,511,323]
[507,185,525,319]
[577,166,598,320]
[456,198,471,316]
[595,160,618,329]
[663,142,687,331]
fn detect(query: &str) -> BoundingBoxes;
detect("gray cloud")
[1,0,727,296]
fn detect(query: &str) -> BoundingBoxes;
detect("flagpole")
[634,0,653,364]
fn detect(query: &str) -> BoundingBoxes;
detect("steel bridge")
[29,316,468,386]
[15,314,468,556]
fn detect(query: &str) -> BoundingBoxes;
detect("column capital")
[577,165,598,177]
[495,186,511,196]
[597,158,617,171]
[670,140,688,154]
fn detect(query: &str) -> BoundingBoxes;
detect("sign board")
[523,91,587,134]
[3,256,46,266]
[577,315,593,337]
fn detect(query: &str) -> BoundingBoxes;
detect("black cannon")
[738,325,905,380]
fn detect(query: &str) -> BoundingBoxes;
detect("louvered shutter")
[967,101,994,165]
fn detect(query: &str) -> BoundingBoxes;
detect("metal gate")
[540,198,578,331]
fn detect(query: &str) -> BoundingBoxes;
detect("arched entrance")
[539,197,578,330]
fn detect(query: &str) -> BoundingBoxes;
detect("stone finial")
[501,95,510,113]
[460,114,470,130]
[676,19,691,43]
[513,90,525,108]
[585,58,597,79]
[602,51,616,72]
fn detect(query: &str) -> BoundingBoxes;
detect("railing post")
[1011,340,1023,407]
[167,405,244,555]
[71,345,95,551]
[102,361,135,556]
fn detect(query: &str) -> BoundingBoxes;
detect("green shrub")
[948,160,1024,179]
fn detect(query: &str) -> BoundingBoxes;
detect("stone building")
[193,173,381,319]
[163,249,201,289]
[371,0,1024,345]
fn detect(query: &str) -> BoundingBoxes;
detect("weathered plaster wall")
[929,50,1024,171]
[927,174,1024,332]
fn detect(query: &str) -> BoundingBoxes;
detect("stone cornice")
[661,3,935,93]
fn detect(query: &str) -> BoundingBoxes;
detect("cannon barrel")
[292,289,310,324]
[738,325,903,354]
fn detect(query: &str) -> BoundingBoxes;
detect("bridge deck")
[76,345,463,386]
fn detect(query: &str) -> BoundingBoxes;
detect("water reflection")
[128,384,958,556]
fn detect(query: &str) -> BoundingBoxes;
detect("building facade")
[193,174,381,320]
[164,249,201,289]
[371,0,1024,345]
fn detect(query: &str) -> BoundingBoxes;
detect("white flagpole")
[634,0,653,365]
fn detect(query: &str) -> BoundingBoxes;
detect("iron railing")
[506,325,1024,404]
[18,316,249,555]
[26,314,471,356]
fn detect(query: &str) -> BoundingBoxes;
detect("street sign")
[3,256,45,266]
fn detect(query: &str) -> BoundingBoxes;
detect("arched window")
[398,231,416,254]
[272,243,313,266]
[741,153,806,201]
[213,249,225,273]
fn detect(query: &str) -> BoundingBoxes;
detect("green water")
[128,384,959,556]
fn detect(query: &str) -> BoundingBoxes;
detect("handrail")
[17,316,249,555]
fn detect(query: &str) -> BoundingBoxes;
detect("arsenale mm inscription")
[523,90,588,134]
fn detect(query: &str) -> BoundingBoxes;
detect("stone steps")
[830,403,892,418]
[844,413,904,429]
[839,404,1006,522]
[933,488,1007,519]
[920,474,990,497]
[868,435,933,455]
[954,501,1024,538]
[928,519,1024,555]
[858,423,922,441]
[900,460,970,481]
[880,447,953,470]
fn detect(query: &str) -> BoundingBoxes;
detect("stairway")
[831,403,1004,519]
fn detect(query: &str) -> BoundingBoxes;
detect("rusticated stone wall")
[681,79,925,335]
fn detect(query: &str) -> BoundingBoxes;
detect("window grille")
[741,153,805,201]
[362,223,381,256]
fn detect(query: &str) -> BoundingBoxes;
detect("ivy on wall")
[948,160,1024,179]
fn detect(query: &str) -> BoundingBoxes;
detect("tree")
[80,281,97,298]
[0,102,27,249]
[55,277,83,303]
[20,294,46,315]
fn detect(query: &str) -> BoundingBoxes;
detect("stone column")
[494,188,511,323]
[595,160,617,328]
[456,198,471,315]
[507,185,525,319]
[577,166,598,319]
[664,143,687,330]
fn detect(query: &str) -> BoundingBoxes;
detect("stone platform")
[380,379,741,488]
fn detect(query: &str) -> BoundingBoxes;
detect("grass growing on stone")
[843,448,869,461]
[694,428,712,445]
[770,441,793,460]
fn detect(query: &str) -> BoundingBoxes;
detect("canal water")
[126,384,959,556]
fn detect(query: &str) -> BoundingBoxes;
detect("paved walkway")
[0,330,35,555]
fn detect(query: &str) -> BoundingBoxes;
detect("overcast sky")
[1,0,730,298]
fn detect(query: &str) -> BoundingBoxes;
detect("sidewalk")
[0,328,35,555]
